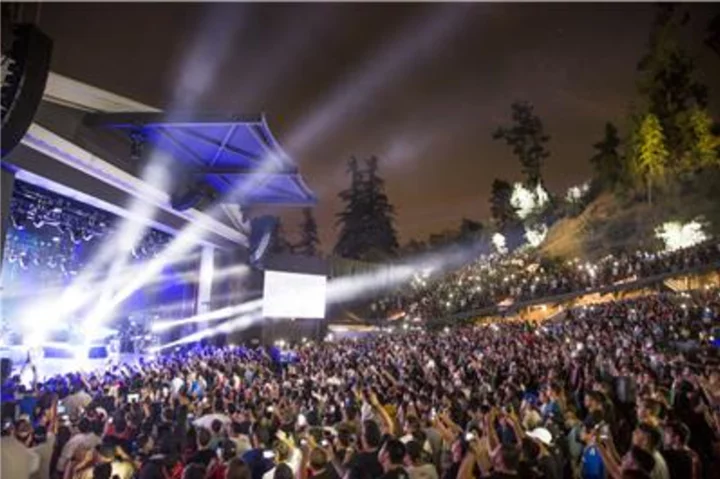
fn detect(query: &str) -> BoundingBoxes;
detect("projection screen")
[262,270,327,319]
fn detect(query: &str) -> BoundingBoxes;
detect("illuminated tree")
[492,101,551,187]
[637,5,707,169]
[295,208,320,257]
[631,113,668,204]
[680,107,720,170]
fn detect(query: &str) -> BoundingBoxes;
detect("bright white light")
[565,181,590,203]
[511,182,549,220]
[492,233,508,255]
[525,223,548,247]
[654,220,709,252]
[262,271,327,319]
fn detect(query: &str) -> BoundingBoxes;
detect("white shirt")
[193,413,232,431]
[32,433,56,479]
[172,376,185,394]
[1,436,40,479]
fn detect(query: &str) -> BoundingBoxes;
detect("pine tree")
[457,218,484,244]
[631,113,669,204]
[681,107,720,170]
[489,179,516,231]
[334,156,399,261]
[295,208,320,257]
[492,101,551,186]
[334,157,366,259]
[590,123,624,189]
[362,156,399,260]
[272,220,294,255]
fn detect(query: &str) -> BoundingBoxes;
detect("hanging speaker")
[1,24,53,159]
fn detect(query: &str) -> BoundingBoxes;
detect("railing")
[425,260,720,326]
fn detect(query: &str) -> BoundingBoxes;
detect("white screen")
[262,271,327,319]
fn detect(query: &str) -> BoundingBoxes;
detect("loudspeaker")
[1,24,53,159]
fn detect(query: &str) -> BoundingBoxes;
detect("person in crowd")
[379,438,410,479]
[405,439,438,479]
[2,419,40,479]
[1,276,719,479]
[225,457,252,479]
[57,418,102,476]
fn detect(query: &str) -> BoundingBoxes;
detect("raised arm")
[369,391,396,437]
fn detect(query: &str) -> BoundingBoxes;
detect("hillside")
[542,172,720,260]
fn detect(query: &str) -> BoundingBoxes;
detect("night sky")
[36,2,720,251]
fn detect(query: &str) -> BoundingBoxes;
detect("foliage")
[334,156,399,261]
[295,208,320,257]
[457,218,484,244]
[271,220,294,255]
[492,101,551,186]
[637,5,708,169]
[678,107,720,170]
[334,157,366,259]
[590,123,624,189]
[363,156,400,259]
[630,113,669,203]
[489,179,516,231]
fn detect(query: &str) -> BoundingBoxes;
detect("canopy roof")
[84,112,316,206]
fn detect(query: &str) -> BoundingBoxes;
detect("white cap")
[526,427,553,445]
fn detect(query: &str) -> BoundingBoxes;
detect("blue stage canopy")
[84,112,316,206]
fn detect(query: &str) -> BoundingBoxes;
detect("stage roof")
[84,112,317,207]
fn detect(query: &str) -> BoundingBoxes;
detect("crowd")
[373,242,720,320]
[2,286,720,479]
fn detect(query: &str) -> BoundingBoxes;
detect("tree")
[681,107,720,170]
[362,156,399,260]
[272,220,294,255]
[590,122,624,189]
[492,101,551,186]
[334,156,399,261]
[489,179,516,231]
[295,208,320,256]
[458,218,483,241]
[334,157,366,259]
[637,5,708,169]
[631,113,669,204]
[400,239,427,256]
